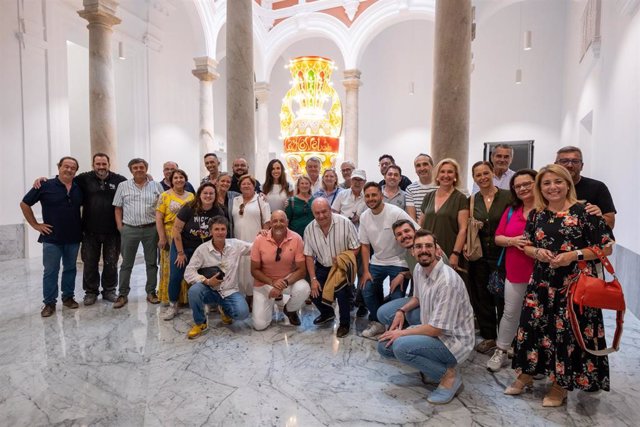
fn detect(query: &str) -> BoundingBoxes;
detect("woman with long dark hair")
[263,159,293,212]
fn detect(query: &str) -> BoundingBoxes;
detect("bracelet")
[283,279,290,287]
[311,277,317,281]
[452,250,461,257]
[396,308,406,315]
[177,251,185,255]
[534,248,540,259]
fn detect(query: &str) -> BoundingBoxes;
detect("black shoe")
[102,292,118,303]
[356,306,368,318]
[313,313,336,325]
[83,294,98,306]
[284,307,301,326]
[336,324,350,338]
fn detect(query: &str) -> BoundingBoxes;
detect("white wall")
[560,0,640,251]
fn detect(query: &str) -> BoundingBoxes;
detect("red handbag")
[567,246,625,356]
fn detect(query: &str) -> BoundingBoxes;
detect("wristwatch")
[576,250,584,261]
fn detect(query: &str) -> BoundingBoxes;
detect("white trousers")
[252,279,310,331]
[496,279,528,350]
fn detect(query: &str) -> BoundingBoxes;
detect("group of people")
[20,144,617,406]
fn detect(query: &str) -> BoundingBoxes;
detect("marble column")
[254,82,270,182]
[192,57,219,178]
[226,0,256,169]
[342,69,362,165]
[431,0,472,181]
[78,0,121,168]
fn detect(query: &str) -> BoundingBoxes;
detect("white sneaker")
[163,303,179,321]
[362,321,385,339]
[487,348,508,372]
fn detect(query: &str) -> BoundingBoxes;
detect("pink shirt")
[250,229,305,286]
[495,206,534,284]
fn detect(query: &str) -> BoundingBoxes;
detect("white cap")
[351,169,367,181]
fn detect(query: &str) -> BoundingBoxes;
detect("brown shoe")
[41,303,56,317]
[504,373,534,395]
[62,298,79,309]
[146,293,160,304]
[542,382,567,407]
[113,295,128,309]
[475,339,497,354]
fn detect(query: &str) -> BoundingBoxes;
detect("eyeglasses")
[557,159,582,166]
[239,203,245,216]
[514,181,534,191]
[275,247,282,262]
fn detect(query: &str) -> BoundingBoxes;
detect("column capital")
[78,0,121,26]
[192,57,220,82]
[342,69,362,90]
[254,82,270,104]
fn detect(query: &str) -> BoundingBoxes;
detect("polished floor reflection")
[1,257,639,426]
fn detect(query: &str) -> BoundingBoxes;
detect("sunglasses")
[276,247,282,262]
[239,203,245,216]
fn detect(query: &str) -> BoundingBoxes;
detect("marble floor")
[1,257,639,426]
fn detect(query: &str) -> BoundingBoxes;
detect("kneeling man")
[184,216,251,339]
[377,230,474,405]
[251,210,310,330]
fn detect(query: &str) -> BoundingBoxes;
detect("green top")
[285,196,315,238]
[420,189,468,257]
[470,189,512,263]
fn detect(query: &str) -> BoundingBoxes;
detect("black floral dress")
[512,203,614,391]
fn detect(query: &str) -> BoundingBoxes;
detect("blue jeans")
[377,334,458,383]
[168,243,196,303]
[363,264,409,322]
[377,297,422,328]
[311,263,351,326]
[188,283,249,325]
[42,242,80,304]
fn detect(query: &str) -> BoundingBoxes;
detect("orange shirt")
[250,229,305,286]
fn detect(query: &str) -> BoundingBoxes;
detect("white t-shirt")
[358,203,419,267]
[264,183,292,212]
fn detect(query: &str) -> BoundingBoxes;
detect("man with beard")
[358,182,418,339]
[229,157,261,193]
[339,161,356,189]
[377,230,474,405]
[250,210,309,330]
[201,153,221,185]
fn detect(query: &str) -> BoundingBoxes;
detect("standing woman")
[487,169,537,372]
[164,183,224,319]
[420,158,469,271]
[313,168,341,206]
[155,169,195,305]
[263,159,293,212]
[216,172,240,237]
[285,175,316,238]
[507,164,613,407]
[233,175,272,306]
[467,161,512,354]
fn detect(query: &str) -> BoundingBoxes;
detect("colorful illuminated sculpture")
[280,56,343,181]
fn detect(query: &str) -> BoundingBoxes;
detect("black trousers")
[467,258,504,340]
[81,232,121,295]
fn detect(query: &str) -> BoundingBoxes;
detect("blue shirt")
[22,177,83,244]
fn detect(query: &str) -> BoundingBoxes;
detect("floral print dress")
[512,203,614,391]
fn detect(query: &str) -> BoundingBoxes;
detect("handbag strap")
[566,289,624,356]
[578,245,616,277]
[469,194,476,219]
[496,207,514,267]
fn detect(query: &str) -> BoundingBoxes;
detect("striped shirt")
[413,259,475,363]
[405,181,437,222]
[303,214,360,268]
[112,179,163,226]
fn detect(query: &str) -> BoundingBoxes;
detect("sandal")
[542,382,567,407]
[504,373,533,395]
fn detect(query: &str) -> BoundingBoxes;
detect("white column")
[254,82,270,182]
[78,0,121,168]
[342,69,362,165]
[192,57,219,178]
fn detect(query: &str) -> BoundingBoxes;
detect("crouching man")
[184,216,251,339]
[377,230,474,405]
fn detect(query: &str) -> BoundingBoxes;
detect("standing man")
[377,230,474,405]
[377,154,412,191]
[112,158,164,308]
[21,157,83,317]
[472,144,515,193]
[160,161,195,193]
[184,216,252,339]
[201,153,221,185]
[339,161,356,189]
[304,198,360,337]
[359,182,419,339]
[251,211,310,330]
[555,146,616,229]
[381,165,407,210]
[406,153,437,223]
[230,157,261,193]
[305,156,323,194]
